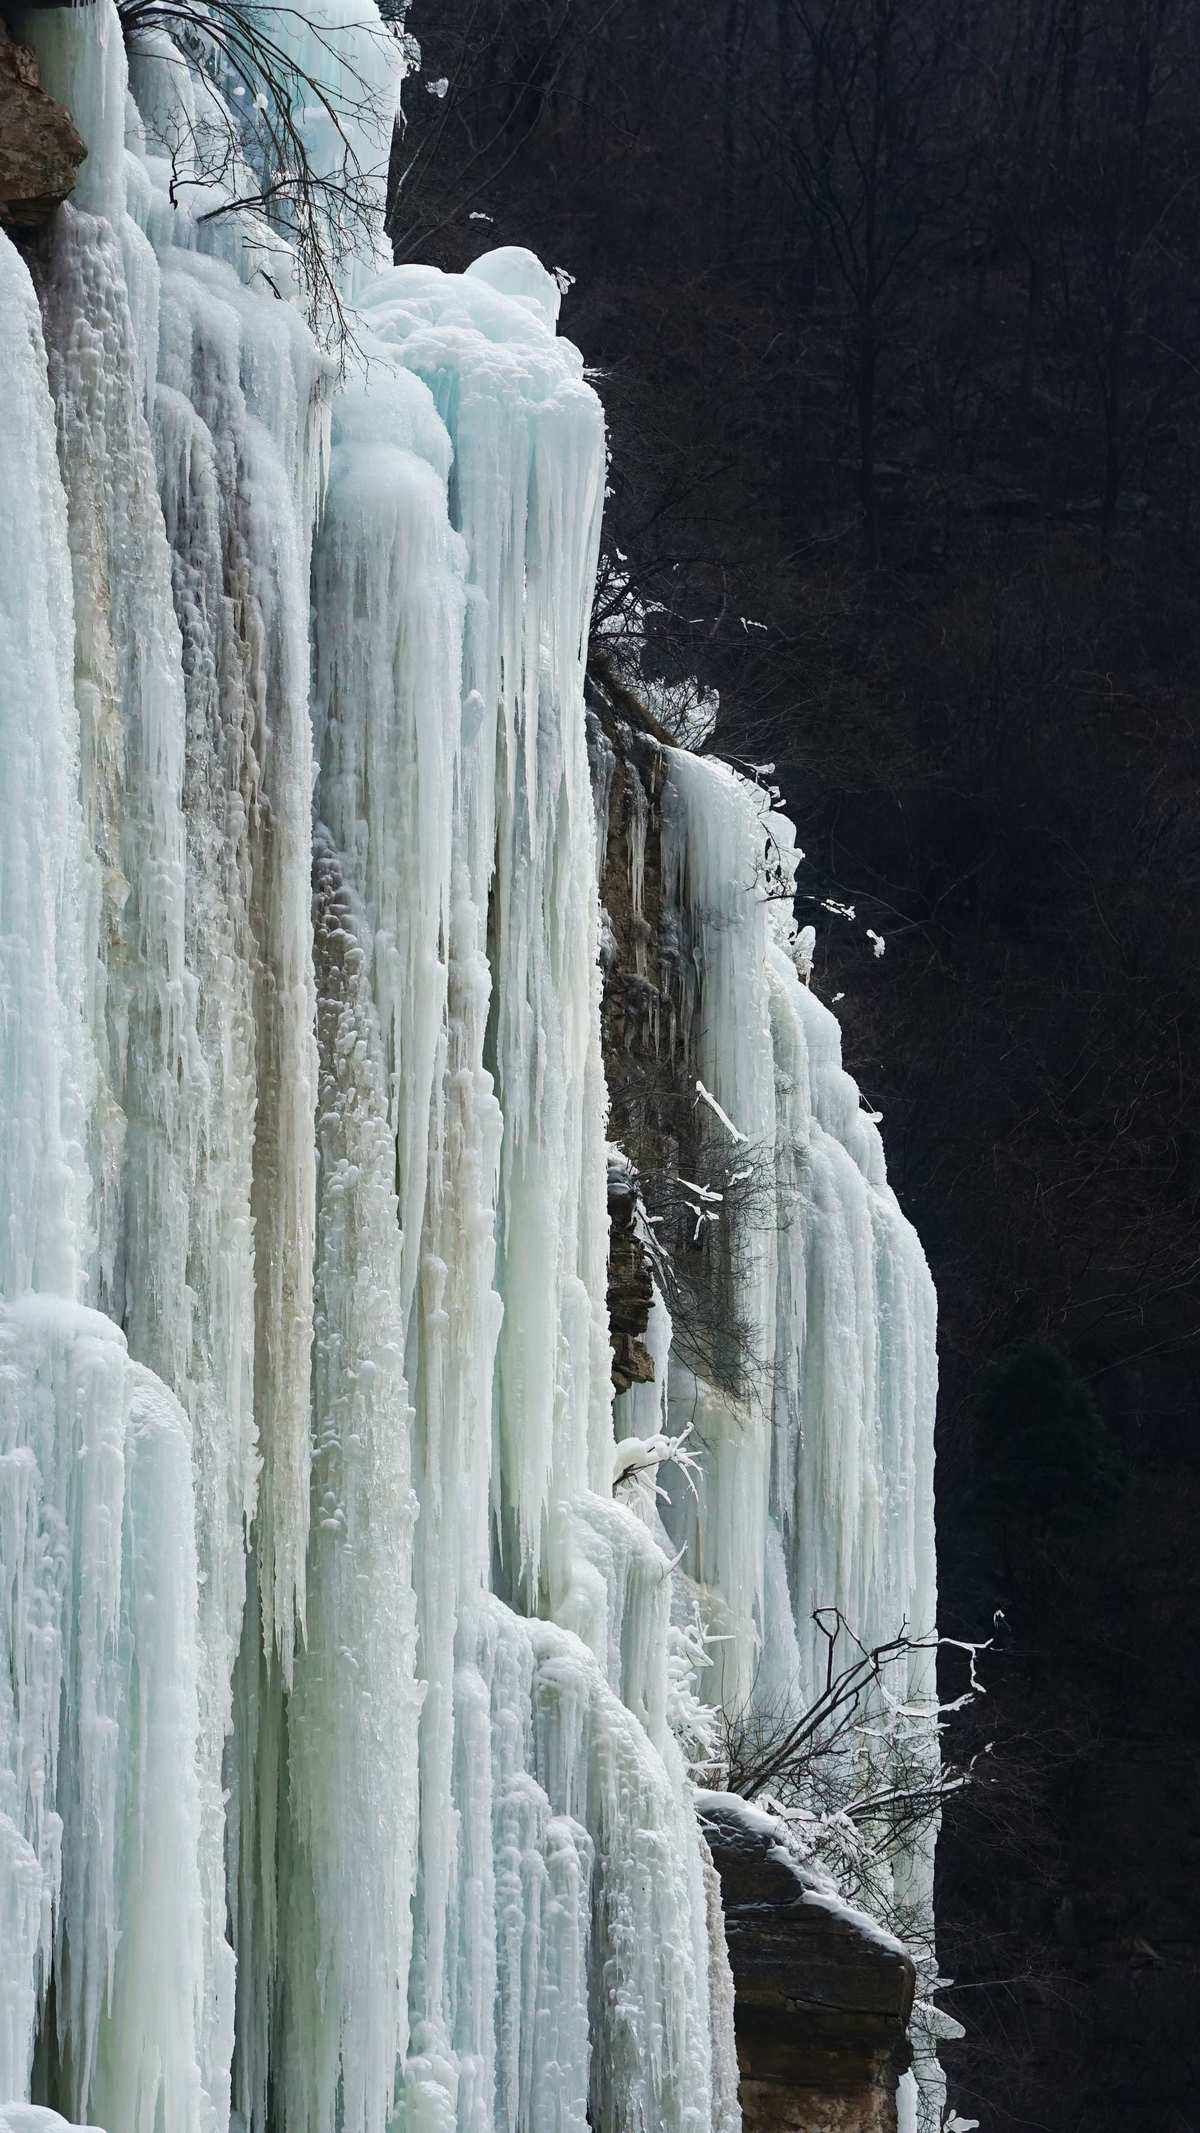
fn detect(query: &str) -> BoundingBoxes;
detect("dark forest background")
[393,5,1200,2127]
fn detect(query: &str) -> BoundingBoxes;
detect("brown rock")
[700,1795,917,2133]
[607,1155,656,1394]
[590,703,677,1398]
[0,22,86,229]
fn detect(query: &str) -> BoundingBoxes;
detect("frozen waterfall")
[0,3,939,2129]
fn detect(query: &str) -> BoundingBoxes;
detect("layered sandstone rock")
[700,1795,917,2133]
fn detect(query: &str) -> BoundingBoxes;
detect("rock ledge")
[699,1792,917,2133]
[1,20,86,229]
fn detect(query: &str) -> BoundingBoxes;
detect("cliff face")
[591,694,674,1393]
[606,1153,657,1392]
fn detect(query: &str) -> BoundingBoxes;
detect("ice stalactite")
[357,251,612,1584]
[0,231,90,1309]
[658,753,780,1712]
[279,836,423,2133]
[0,1299,206,2133]
[154,203,324,1696]
[306,287,492,2129]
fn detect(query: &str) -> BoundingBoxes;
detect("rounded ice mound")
[0,2111,105,2132]
[333,360,452,479]
[464,246,562,332]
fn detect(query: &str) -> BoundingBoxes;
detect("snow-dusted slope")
[0,4,937,2128]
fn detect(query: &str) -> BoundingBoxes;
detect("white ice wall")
[0,2,937,2127]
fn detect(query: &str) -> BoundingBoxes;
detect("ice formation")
[0,3,939,2129]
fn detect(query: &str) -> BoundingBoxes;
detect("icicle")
[0,233,91,1305]
[308,312,496,2126]
[358,251,611,1577]
[701,1843,741,2133]
[0,1299,207,2133]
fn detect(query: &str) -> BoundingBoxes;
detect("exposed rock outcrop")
[0,20,86,228]
[606,1153,656,1393]
[591,699,673,1394]
[591,697,670,1067]
[700,1794,917,2133]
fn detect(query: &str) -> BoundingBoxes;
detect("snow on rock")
[698,1790,917,2129]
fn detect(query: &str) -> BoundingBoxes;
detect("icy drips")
[0,1299,206,2133]
[0,232,89,1309]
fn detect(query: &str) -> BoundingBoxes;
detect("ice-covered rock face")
[602,736,943,2120]
[0,4,937,2130]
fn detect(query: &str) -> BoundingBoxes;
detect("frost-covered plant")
[666,1605,722,1777]
[646,1134,780,1406]
[590,553,720,747]
[118,0,411,349]
[605,1061,785,1408]
[717,1609,987,1954]
[612,1417,703,1509]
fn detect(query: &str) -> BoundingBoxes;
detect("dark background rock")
[398,9,1200,2118]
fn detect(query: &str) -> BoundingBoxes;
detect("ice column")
[0,1298,207,2133]
[0,232,89,1307]
[358,252,611,1576]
